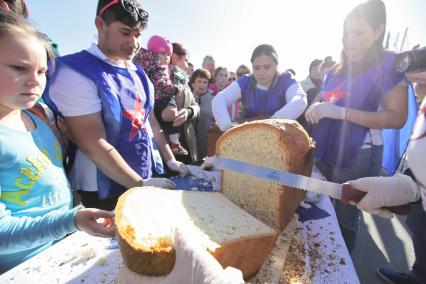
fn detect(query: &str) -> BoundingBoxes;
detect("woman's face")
[192,77,209,96]
[172,53,189,70]
[252,54,277,87]
[215,69,229,90]
[342,15,383,62]
[310,65,322,81]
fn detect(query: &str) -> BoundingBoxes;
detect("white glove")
[219,122,239,132]
[305,102,346,124]
[200,156,217,171]
[349,173,420,218]
[118,227,244,284]
[143,178,176,189]
[167,159,189,175]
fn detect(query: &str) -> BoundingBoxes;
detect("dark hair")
[285,68,296,76]
[3,0,28,18]
[190,68,211,84]
[250,44,278,64]
[172,42,187,57]
[309,59,322,73]
[96,0,148,30]
[335,0,386,74]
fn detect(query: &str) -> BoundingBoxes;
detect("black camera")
[395,47,426,73]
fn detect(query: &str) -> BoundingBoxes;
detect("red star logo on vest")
[324,82,351,103]
[122,95,147,141]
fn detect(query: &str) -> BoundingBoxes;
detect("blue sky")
[26,0,426,80]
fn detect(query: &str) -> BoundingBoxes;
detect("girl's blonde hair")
[0,9,55,67]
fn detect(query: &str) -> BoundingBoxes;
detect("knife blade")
[213,156,409,215]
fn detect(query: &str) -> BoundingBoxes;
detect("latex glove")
[219,122,239,132]
[349,173,420,218]
[305,102,346,124]
[200,156,217,171]
[118,227,244,284]
[167,159,189,175]
[143,178,176,189]
[173,108,188,127]
[74,208,116,238]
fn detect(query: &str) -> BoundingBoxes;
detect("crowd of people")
[0,0,425,283]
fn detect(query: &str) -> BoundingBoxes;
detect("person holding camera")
[305,0,409,253]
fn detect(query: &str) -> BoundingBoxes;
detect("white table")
[0,196,359,284]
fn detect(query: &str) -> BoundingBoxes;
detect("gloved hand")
[305,102,346,124]
[167,159,189,175]
[118,227,244,284]
[219,122,239,132]
[348,173,420,218]
[200,156,216,171]
[143,178,176,189]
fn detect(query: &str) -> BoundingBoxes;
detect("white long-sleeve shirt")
[212,75,307,131]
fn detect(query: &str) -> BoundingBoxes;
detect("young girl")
[0,10,115,273]
[133,35,189,156]
[305,0,408,253]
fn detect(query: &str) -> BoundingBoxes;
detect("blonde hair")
[0,9,55,67]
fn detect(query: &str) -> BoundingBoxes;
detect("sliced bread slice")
[115,187,278,279]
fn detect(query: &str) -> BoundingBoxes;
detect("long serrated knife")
[213,156,409,215]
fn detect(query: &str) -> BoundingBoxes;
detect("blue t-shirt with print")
[0,112,77,273]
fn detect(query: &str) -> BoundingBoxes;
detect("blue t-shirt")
[0,112,77,273]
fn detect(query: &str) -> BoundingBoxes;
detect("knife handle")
[341,183,411,215]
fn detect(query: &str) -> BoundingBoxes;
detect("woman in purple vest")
[212,44,307,131]
[305,0,408,253]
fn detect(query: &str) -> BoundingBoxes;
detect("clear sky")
[26,0,426,80]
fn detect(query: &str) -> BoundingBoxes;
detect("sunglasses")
[99,0,146,20]
[228,77,236,82]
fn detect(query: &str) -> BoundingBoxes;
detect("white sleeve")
[211,81,242,130]
[270,82,307,120]
[49,65,101,116]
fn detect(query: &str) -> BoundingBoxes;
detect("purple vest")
[312,52,404,169]
[238,73,295,118]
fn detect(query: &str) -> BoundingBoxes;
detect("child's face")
[193,77,209,96]
[158,53,171,65]
[0,34,47,112]
[215,69,229,89]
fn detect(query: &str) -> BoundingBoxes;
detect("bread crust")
[115,189,176,276]
[210,233,278,279]
[217,119,315,231]
[116,232,176,276]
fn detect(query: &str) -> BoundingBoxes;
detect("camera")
[394,47,426,73]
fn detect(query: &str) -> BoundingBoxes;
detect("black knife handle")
[341,183,411,215]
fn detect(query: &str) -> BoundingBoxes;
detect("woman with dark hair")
[305,0,408,253]
[212,44,307,131]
